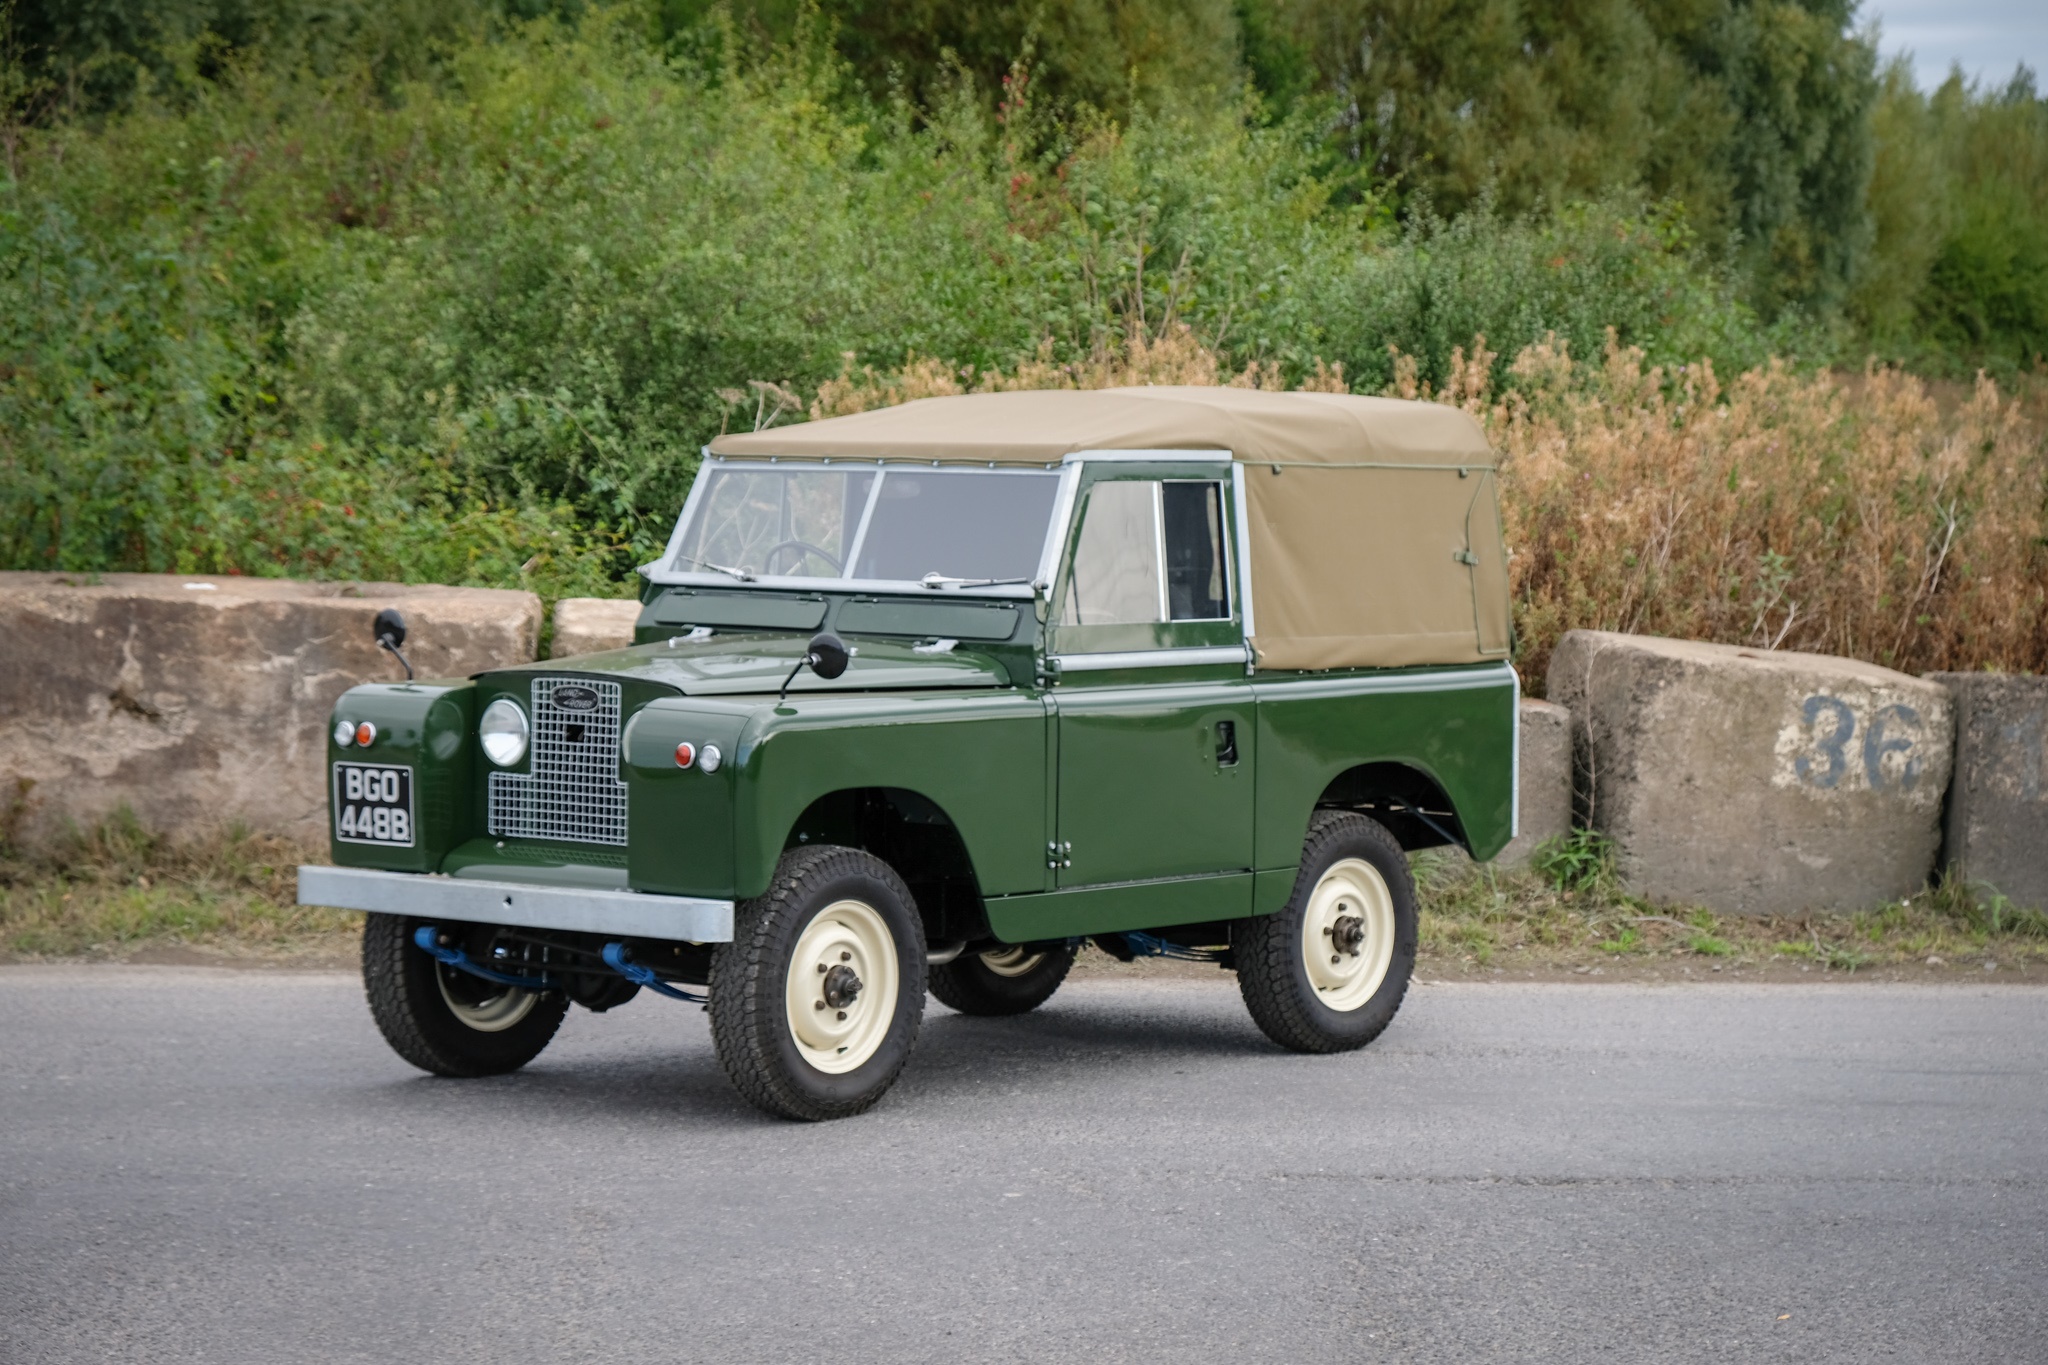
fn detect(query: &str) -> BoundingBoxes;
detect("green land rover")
[299,386,1518,1120]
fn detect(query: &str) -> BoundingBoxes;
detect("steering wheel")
[760,538,843,576]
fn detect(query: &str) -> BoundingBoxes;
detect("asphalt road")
[2,966,2044,1364]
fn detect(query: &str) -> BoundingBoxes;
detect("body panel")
[732,691,1048,901]
[326,681,476,873]
[986,873,1254,942]
[442,837,629,890]
[1052,673,1255,887]
[1252,664,1518,867]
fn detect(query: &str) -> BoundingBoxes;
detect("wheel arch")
[1312,761,1469,854]
[782,786,991,946]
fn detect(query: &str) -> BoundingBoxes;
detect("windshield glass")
[672,464,1061,584]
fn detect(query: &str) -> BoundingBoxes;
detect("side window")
[1163,481,1228,621]
[1061,479,1230,627]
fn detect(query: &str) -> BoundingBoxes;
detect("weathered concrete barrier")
[1492,698,1572,867]
[0,573,540,845]
[1548,631,1953,914]
[549,598,642,658]
[1926,672,2048,910]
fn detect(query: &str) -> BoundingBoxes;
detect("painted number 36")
[1794,696,1924,791]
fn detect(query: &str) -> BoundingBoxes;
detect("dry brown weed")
[807,328,2048,678]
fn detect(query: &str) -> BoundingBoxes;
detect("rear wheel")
[709,846,926,1121]
[1235,812,1417,1054]
[361,914,569,1077]
[929,941,1078,1016]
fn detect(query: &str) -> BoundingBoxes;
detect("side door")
[1047,463,1255,891]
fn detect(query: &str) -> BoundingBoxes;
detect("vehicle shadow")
[354,980,1283,1130]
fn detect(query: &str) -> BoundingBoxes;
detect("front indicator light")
[333,719,355,748]
[479,698,529,767]
[354,721,378,747]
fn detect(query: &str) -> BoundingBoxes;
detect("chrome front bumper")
[297,865,734,942]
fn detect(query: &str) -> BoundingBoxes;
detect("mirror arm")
[779,652,816,702]
[380,638,415,681]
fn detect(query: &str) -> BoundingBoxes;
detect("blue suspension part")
[1119,931,1228,964]
[602,942,708,1004]
[414,925,558,991]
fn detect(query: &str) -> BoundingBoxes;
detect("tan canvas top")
[709,388,1509,670]
[709,386,1493,468]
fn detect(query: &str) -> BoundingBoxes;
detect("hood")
[495,633,1011,696]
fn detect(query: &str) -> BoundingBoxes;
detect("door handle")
[1215,720,1238,767]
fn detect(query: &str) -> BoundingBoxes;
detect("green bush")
[0,9,1784,589]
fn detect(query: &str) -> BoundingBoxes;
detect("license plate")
[333,763,414,847]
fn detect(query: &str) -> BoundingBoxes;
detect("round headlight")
[479,698,529,767]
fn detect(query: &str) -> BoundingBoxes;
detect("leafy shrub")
[1532,829,1615,894]
[0,10,1785,589]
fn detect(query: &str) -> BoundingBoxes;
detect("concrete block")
[550,598,642,659]
[1492,699,1573,867]
[0,573,540,845]
[1925,672,2048,910]
[1547,630,1953,914]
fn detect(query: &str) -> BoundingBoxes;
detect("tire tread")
[360,913,566,1077]
[708,845,925,1121]
[1236,812,1415,1054]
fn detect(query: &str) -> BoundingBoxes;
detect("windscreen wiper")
[677,555,755,582]
[919,573,1040,590]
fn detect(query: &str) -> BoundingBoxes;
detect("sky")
[1864,0,2048,92]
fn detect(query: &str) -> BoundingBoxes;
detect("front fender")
[730,691,1048,901]
[325,680,477,873]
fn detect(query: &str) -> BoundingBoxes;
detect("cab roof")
[708,386,1493,469]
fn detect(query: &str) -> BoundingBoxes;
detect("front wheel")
[708,846,927,1121]
[361,914,569,1077]
[1235,812,1417,1054]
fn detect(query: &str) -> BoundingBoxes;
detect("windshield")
[671,464,1062,584]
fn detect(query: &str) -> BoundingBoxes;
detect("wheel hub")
[1302,859,1398,1012]
[785,899,901,1075]
[1330,912,1366,956]
[821,963,863,1010]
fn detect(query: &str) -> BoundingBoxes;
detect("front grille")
[487,677,629,846]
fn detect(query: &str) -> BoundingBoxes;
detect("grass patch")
[0,810,355,961]
[1414,839,2048,977]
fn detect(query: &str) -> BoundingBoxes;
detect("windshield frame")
[644,457,1082,597]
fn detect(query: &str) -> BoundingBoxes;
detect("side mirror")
[779,630,850,700]
[373,608,414,680]
[806,631,849,680]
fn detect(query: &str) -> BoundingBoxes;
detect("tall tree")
[1261,0,1876,312]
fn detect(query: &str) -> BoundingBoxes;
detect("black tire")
[1235,812,1417,1054]
[929,941,1078,1016]
[361,913,569,1077]
[708,846,927,1121]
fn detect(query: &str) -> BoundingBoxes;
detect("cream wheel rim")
[436,969,540,1033]
[1300,858,1396,1012]
[786,899,900,1075]
[979,945,1045,978]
